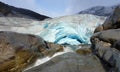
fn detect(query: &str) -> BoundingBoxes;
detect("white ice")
[38,14,106,45]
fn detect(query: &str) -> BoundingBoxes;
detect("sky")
[0,0,120,17]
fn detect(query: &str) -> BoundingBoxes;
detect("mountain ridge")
[79,5,120,16]
[0,1,50,20]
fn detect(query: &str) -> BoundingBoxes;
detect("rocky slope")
[91,6,120,72]
[0,2,50,20]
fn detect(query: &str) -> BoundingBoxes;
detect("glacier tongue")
[0,14,106,45]
[38,14,106,45]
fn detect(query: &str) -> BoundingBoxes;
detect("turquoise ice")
[39,14,106,45]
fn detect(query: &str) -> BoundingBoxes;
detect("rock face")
[0,2,50,20]
[24,52,106,72]
[91,30,120,72]
[95,6,120,32]
[91,6,120,72]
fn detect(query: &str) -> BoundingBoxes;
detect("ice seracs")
[39,14,106,45]
[0,14,106,45]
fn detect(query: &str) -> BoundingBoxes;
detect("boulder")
[91,29,120,72]
[91,40,120,72]
[94,6,120,33]
[24,52,106,72]
[0,31,65,72]
[0,31,48,72]
[91,29,120,44]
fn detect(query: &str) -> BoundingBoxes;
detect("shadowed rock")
[91,29,120,72]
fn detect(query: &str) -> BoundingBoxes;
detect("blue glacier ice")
[39,14,106,45]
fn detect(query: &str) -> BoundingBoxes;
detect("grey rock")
[91,29,120,44]
[94,6,120,32]
[91,29,120,72]
[113,40,120,50]
[94,41,120,72]
[25,52,106,72]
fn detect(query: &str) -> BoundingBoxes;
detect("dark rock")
[24,52,106,72]
[91,41,120,72]
[91,29,120,44]
[91,29,120,72]
[95,6,120,32]
[0,2,50,20]
[113,40,120,51]
[90,4,120,72]
[103,6,120,30]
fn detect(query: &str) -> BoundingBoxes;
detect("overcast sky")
[0,0,120,17]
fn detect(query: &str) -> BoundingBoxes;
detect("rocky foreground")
[0,31,106,72]
[0,1,120,72]
[91,6,120,72]
[0,31,64,72]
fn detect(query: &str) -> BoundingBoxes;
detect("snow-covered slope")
[79,6,115,16]
[38,14,106,45]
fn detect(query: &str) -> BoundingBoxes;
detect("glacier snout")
[39,14,106,45]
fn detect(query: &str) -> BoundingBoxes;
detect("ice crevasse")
[38,14,106,45]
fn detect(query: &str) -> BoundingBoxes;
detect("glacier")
[0,14,106,45]
[38,14,106,45]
